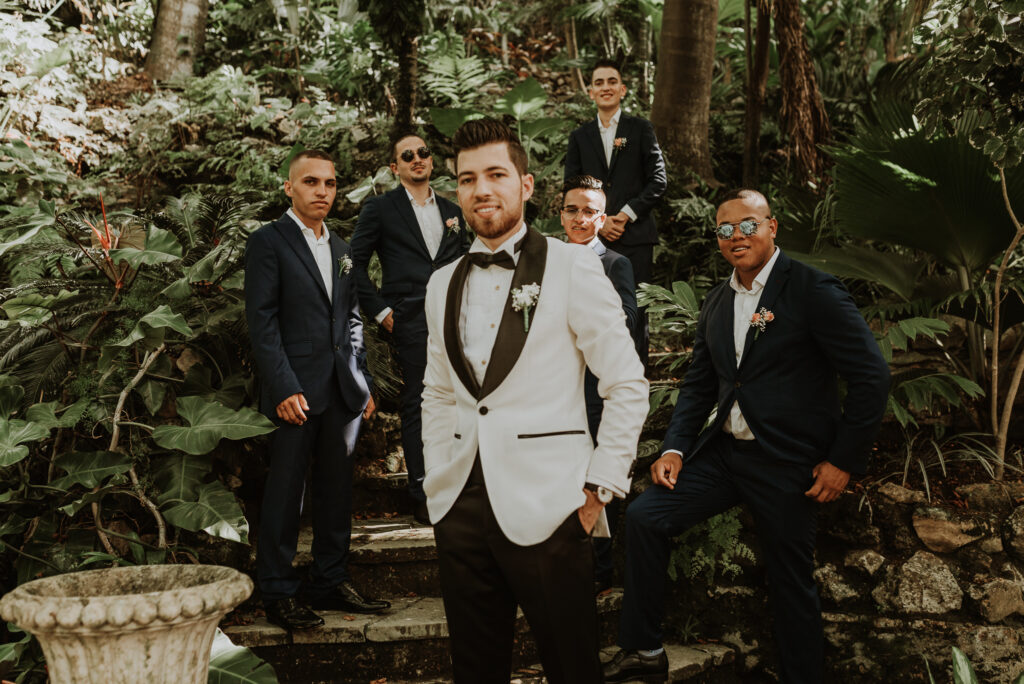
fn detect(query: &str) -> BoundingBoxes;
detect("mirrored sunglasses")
[715,218,769,240]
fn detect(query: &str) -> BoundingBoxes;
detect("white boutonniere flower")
[338,254,353,277]
[749,307,775,339]
[445,216,461,234]
[511,283,541,332]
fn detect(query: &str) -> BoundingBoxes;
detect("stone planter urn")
[0,564,252,684]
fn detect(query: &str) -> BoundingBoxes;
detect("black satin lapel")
[443,257,480,398]
[586,121,609,174]
[739,252,790,369]
[479,228,548,400]
[275,217,331,303]
[393,190,432,258]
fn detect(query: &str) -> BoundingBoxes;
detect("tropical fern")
[420,31,490,108]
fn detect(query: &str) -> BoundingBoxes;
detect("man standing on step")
[246,149,391,632]
[565,58,667,368]
[560,174,642,596]
[352,132,469,525]
[421,119,649,683]
[604,189,890,683]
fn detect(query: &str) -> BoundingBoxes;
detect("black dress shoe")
[308,580,391,613]
[595,575,614,596]
[413,500,431,526]
[603,648,669,684]
[264,597,324,630]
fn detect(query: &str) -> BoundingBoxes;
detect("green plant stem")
[2,543,61,572]
[115,421,154,432]
[992,167,1024,480]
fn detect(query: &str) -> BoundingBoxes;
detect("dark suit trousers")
[434,458,603,684]
[607,241,652,368]
[393,311,428,501]
[588,404,620,584]
[617,434,823,684]
[257,383,359,601]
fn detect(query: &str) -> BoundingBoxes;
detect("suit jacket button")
[335,345,340,351]
[734,381,741,388]
[479,406,488,415]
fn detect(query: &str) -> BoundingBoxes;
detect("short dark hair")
[562,175,605,205]
[452,117,528,176]
[288,149,334,173]
[717,188,772,215]
[590,58,624,83]
[389,130,422,162]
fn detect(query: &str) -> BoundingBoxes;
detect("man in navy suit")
[245,150,389,631]
[604,189,891,683]
[565,59,667,366]
[560,174,641,595]
[351,133,469,524]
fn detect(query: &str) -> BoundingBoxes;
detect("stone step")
[293,515,438,599]
[224,591,626,683]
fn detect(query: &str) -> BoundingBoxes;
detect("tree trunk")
[145,0,209,82]
[651,0,718,186]
[742,1,772,187]
[637,20,652,107]
[393,34,418,132]
[774,0,831,182]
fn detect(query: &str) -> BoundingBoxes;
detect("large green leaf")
[152,396,275,455]
[162,481,249,543]
[520,116,570,141]
[208,635,278,684]
[109,304,193,348]
[429,107,485,139]
[135,379,168,415]
[59,489,111,517]
[0,418,51,466]
[951,647,980,684]
[1,290,78,326]
[494,78,547,121]
[151,453,212,506]
[0,384,24,417]
[787,246,927,302]
[110,225,183,267]
[26,398,90,429]
[50,451,132,490]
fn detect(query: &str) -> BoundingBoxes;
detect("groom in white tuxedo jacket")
[421,118,648,683]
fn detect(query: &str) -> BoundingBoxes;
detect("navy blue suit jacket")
[244,213,370,419]
[585,243,641,438]
[351,186,469,331]
[565,114,667,247]
[662,252,891,474]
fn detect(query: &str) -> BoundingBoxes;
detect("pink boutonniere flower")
[750,307,774,339]
[445,217,461,234]
[613,137,627,150]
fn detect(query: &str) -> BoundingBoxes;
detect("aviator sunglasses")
[714,217,771,240]
[400,147,432,163]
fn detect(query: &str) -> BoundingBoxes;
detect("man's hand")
[577,488,605,534]
[651,452,683,489]
[599,212,630,241]
[804,461,850,503]
[276,393,309,425]
[363,394,376,420]
[381,312,394,333]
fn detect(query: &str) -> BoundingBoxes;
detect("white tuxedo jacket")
[421,227,649,546]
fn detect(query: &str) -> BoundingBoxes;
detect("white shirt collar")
[597,108,622,130]
[586,235,605,255]
[287,208,328,242]
[469,223,528,256]
[729,247,781,295]
[404,186,436,207]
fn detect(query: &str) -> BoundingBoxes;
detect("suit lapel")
[738,251,790,370]
[443,257,481,398]
[608,115,629,176]
[391,188,432,258]
[479,228,548,400]
[274,215,331,303]
[584,120,609,175]
[436,198,461,255]
[329,232,344,307]
[709,285,737,375]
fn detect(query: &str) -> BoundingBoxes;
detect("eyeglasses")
[399,147,431,163]
[714,218,770,240]
[560,207,603,220]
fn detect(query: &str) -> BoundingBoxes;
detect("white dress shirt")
[595,108,637,222]
[723,246,782,440]
[288,209,333,304]
[460,224,527,384]
[374,187,446,324]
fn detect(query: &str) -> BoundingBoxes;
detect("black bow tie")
[467,242,522,270]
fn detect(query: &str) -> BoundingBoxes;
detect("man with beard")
[351,133,469,523]
[603,189,890,683]
[420,119,649,683]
